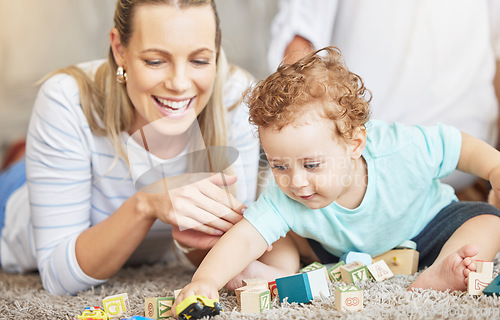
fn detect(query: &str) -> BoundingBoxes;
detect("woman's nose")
[165,64,190,92]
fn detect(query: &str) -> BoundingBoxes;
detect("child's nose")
[291,170,309,188]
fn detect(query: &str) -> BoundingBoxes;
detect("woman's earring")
[116,66,127,84]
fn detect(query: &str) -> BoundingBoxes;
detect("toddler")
[175,47,500,307]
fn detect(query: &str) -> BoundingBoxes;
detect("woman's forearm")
[75,192,158,279]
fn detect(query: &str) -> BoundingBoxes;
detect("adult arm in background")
[267,0,338,71]
[26,68,259,295]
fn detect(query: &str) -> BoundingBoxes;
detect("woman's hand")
[139,172,245,239]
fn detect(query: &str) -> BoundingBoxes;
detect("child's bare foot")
[409,244,479,292]
[225,260,289,291]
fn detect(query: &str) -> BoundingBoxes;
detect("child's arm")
[173,218,269,310]
[457,132,500,199]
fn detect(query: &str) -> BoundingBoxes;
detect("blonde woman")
[0,0,262,295]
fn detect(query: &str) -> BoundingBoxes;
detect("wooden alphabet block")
[300,261,325,273]
[235,279,269,305]
[327,261,345,282]
[334,285,363,312]
[467,272,493,295]
[240,288,271,314]
[276,273,311,304]
[340,262,371,284]
[367,259,394,282]
[268,281,279,300]
[102,293,129,318]
[242,278,268,287]
[300,262,330,283]
[474,260,493,276]
[144,297,175,319]
[275,268,330,304]
[483,273,500,296]
[306,268,331,298]
[373,249,419,275]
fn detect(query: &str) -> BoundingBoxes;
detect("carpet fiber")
[1,254,499,319]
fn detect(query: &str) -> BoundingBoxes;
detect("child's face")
[260,110,366,209]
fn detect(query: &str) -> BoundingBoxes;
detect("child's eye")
[304,162,321,170]
[271,165,288,171]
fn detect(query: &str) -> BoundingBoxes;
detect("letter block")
[275,268,330,304]
[340,262,371,284]
[475,260,494,276]
[240,288,271,314]
[144,297,175,319]
[468,272,493,295]
[300,261,325,273]
[367,259,394,282]
[373,249,419,275]
[268,281,279,300]
[327,261,345,282]
[235,279,269,305]
[102,293,129,318]
[334,285,363,312]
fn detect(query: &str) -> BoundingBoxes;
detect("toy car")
[77,306,108,320]
[175,295,222,320]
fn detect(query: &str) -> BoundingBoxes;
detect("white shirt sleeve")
[26,74,106,295]
[267,0,339,72]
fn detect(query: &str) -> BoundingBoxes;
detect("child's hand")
[173,279,219,317]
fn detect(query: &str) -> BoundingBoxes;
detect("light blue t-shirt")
[244,120,461,257]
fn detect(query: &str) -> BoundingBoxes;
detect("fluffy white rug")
[1,254,499,319]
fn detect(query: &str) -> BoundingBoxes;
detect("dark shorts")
[308,201,500,269]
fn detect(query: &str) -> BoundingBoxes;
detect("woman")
[0,0,260,295]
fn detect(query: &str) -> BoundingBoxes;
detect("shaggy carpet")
[1,254,499,319]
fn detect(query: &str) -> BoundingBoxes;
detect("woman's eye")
[304,162,321,169]
[145,60,164,67]
[192,59,210,66]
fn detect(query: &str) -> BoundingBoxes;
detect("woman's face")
[113,4,217,136]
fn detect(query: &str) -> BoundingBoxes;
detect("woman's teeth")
[156,97,190,113]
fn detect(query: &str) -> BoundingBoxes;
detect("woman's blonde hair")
[44,0,231,170]
[246,46,371,142]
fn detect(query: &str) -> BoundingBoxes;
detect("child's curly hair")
[246,46,371,141]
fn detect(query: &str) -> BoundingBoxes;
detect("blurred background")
[0,0,279,156]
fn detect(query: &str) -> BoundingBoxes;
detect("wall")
[0,0,278,154]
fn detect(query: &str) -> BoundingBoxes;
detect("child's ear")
[349,127,367,159]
